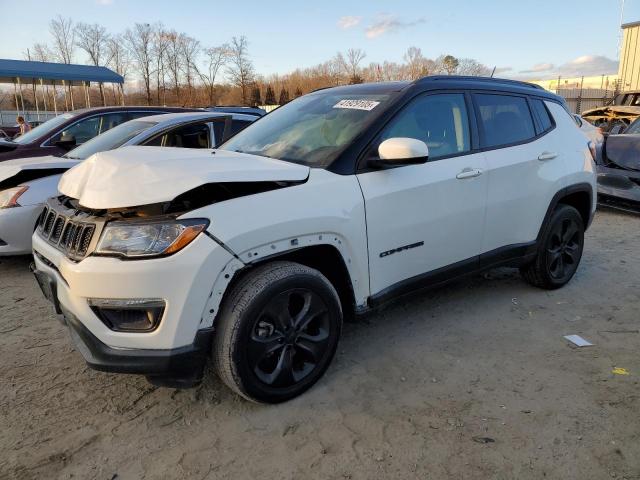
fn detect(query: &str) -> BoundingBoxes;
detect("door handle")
[538,151,557,161]
[456,168,483,180]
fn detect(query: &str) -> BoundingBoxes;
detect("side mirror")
[55,133,76,150]
[369,137,429,168]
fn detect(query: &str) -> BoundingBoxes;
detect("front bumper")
[597,165,640,211]
[61,302,213,387]
[0,203,43,255]
[32,227,237,385]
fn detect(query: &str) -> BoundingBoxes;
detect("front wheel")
[520,204,585,290]
[212,261,342,403]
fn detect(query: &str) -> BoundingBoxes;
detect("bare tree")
[75,23,110,105]
[180,35,200,106]
[163,30,183,100]
[199,44,230,105]
[404,47,431,80]
[49,16,75,64]
[31,43,53,62]
[456,58,491,76]
[346,48,366,83]
[124,23,155,105]
[226,36,254,105]
[151,24,170,104]
[107,35,130,104]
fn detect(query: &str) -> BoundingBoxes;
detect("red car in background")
[0,106,200,162]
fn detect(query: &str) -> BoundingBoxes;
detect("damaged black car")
[597,116,640,211]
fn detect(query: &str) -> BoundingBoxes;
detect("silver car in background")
[0,111,256,255]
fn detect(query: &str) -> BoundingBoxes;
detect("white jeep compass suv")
[31,77,597,403]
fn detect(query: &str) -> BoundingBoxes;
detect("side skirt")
[367,241,537,309]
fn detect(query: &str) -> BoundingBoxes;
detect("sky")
[0,0,637,80]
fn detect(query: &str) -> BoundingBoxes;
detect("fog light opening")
[88,298,165,332]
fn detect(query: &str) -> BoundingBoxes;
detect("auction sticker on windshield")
[333,99,380,111]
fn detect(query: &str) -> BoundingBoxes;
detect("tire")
[520,204,585,290]
[212,261,343,403]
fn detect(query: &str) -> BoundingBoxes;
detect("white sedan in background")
[574,114,604,161]
[0,111,255,255]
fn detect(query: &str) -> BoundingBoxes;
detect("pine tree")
[278,87,290,105]
[265,85,276,105]
[250,86,261,106]
[294,87,303,97]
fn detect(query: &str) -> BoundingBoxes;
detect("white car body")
[31,77,597,400]
[574,114,604,160]
[0,112,255,255]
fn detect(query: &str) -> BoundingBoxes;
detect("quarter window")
[377,93,471,159]
[531,99,554,133]
[475,94,536,148]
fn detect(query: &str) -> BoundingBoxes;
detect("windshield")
[12,113,74,144]
[64,120,157,160]
[220,91,392,167]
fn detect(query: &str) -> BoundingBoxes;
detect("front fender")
[182,169,370,319]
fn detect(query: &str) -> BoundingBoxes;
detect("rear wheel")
[212,261,342,403]
[520,204,584,289]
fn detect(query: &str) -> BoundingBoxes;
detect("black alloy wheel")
[248,289,331,388]
[520,204,585,290]
[213,261,342,403]
[546,217,582,281]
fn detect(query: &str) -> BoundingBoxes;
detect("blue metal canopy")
[0,59,123,86]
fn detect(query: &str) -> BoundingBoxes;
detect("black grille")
[38,206,97,259]
[79,225,95,255]
[38,207,48,228]
[51,217,65,242]
[43,210,56,235]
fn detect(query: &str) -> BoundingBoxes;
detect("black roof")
[311,76,560,101]
[311,81,410,95]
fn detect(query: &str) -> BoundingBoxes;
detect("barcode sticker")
[333,99,380,111]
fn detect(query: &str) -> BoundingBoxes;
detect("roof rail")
[414,75,545,91]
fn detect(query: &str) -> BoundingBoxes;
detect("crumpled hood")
[0,155,79,182]
[58,146,310,209]
[604,134,640,171]
[583,105,640,116]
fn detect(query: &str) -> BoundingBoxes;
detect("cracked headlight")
[95,219,209,258]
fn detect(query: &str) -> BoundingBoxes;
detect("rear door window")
[53,112,133,145]
[474,94,536,148]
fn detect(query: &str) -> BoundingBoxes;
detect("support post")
[84,82,91,108]
[40,78,48,112]
[13,80,20,115]
[34,80,40,120]
[17,77,26,117]
[62,80,69,111]
[52,81,58,114]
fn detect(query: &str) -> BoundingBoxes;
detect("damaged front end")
[598,134,640,212]
[38,178,300,261]
[582,106,640,132]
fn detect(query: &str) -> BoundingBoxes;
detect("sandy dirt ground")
[1,209,639,480]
